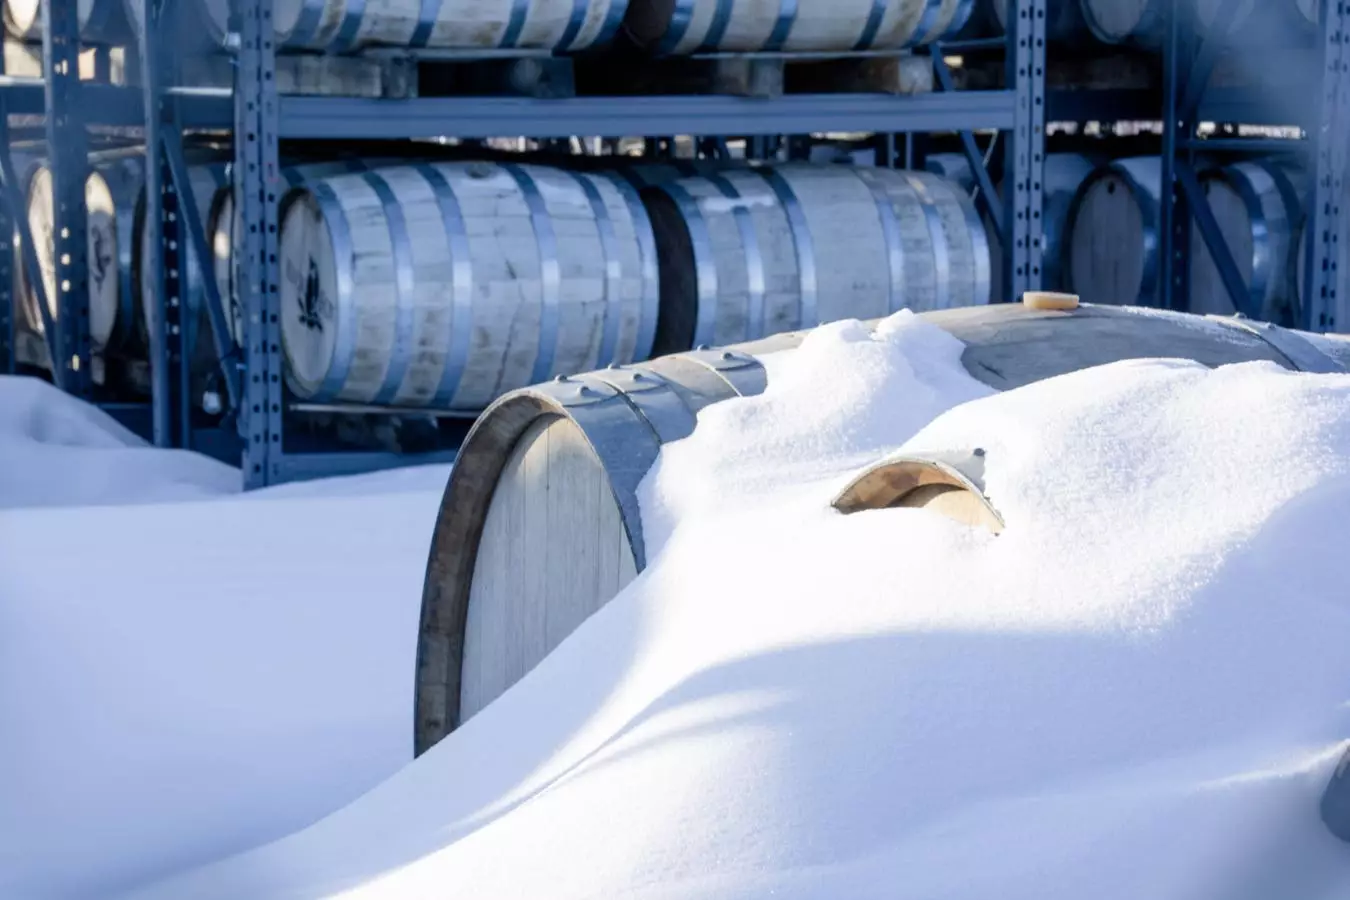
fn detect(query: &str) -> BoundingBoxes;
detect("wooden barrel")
[1188,160,1304,324]
[1078,0,1165,47]
[6,0,130,43]
[992,0,1088,43]
[125,0,624,51]
[1040,153,1098,294]
[21,160,140,353]
[135,163,230,371]
[277,161,659,410]
[1065,156,1162,307]
[642,164,991,356]
[415,299,1348,753]
[622,0,974,54]
[278,0,624,51]
[210,159,403,351]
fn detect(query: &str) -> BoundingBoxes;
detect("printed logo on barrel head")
[91,227,112,295]
[284,255,333,333]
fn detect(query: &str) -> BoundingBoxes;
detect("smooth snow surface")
[0,376,240,508]
[120,311,1350,900]
[0,375,454,897]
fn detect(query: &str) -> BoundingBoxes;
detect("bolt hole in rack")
[1160,0,1350,331]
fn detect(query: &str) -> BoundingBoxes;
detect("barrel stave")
[273,0,622,51]
[629,0,965,54]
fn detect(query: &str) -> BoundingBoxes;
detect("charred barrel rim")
[415,349,768,755]
[833,450,1005,534]
[417,388,601,754]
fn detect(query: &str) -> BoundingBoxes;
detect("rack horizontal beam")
[249,90,1018,139]
[0,78,142,125]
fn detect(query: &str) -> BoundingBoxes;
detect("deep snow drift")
[0,374,453,897]
[0,376,240,509]
[115,312,1350,900]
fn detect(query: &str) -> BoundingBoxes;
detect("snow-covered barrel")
[1188,160,1303,323]
[621,0,975,53]
[6,0,129,43]
[415,299,1349,754]
[277,161,658,410]
[641,164,991,357]
[125,0,625,50]
[135,163,230,371]
[21,159,144,354]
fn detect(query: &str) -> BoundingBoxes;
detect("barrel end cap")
[1022,291,1081,311]
[832,450,1005,534]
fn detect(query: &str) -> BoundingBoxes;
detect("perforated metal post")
[1004,0,1046,302]
[1158,0,1186,311]
[42,0,92,396]
[1302,0,1349,333]
[235,0,282,488]
[141,0,190,447]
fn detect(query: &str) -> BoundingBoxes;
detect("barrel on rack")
[21,158,144,356]
[277,161,659,410]
[1078,0,1165,47]
[1065,156,1163,307]
[6,0,129,43]
[1066,156,1304,321]
[126,0,627,51]
[415,299,1350,754]
[622,0,975,53]
[210,158,404,350]
[642,164,991,356]
[1188,159,1304,323]
[135,162,230,372]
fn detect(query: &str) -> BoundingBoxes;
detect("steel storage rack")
[0,0,148,435]
[1158,0,1350,330]
[121,0,1053,490]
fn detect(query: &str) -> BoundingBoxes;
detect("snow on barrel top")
[127,312,1350,900]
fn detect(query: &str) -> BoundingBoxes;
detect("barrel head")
[833,449,1004,534]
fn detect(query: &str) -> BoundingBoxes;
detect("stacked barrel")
[11,151,995,408]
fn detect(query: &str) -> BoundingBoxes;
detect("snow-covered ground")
[4,310,1350,900]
